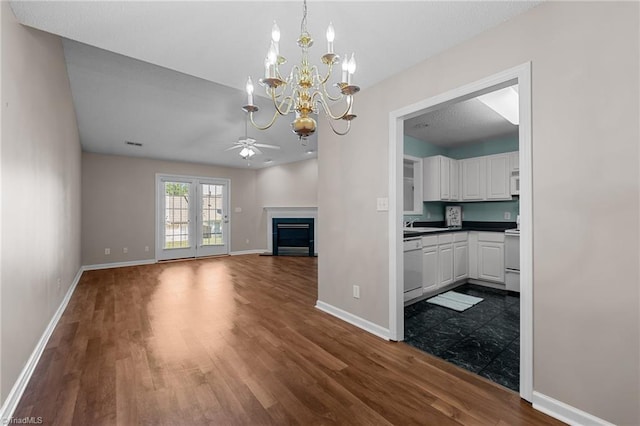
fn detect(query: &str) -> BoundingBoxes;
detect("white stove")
[504,229,520,292]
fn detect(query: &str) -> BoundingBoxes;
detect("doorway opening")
[388,63,532,401]
[156,174,230,260]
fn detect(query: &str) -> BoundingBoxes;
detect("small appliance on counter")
[445,205,462,228]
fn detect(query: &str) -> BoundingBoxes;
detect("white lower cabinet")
[421,231,503,294]
[438,243,454,287]
[453,243,469,282]
[422,245,438,293]
[477,232,505,283]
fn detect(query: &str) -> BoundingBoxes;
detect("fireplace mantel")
[265,207,318,255]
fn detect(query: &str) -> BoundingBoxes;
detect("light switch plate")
[504,212,511,220]
[376,197,389,211]
[234,207,242,213]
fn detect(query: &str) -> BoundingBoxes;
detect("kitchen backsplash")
[404,200,519,223]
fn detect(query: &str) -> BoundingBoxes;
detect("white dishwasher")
[403,237,423,302]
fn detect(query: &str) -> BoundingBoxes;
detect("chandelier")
[242,0,360,140]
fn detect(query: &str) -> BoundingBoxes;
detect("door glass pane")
[164,182,191,249]
[201,184,224,246]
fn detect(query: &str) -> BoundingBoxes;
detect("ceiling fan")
[225,115,281,159]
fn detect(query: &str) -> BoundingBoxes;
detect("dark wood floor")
[15,255,561,425]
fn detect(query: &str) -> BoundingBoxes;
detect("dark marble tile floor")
[404,284,520,391]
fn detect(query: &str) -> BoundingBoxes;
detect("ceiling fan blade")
[254,143,281,150]
[252,146,263,155]
[224,145,242,151]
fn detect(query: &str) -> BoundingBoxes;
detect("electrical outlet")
[105,248,111,255]
[427,211,431,219]
[504,212,511,220]
[245,239,250,244]
[123,247,128,254]
[235,207,242,213]
[353,285,360,299]
[57,278,61,292]
[145,246,149,252]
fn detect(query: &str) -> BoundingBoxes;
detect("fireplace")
[272,218,314,256]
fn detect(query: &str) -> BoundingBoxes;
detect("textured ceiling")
[404,97,518,147]
[10,1,540,168]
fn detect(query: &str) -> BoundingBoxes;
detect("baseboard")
[315,301,390,341]
[467,279,507,291]
[229,249,264,256]
[82,259,156,271]
[532,391,614,426]
[0,267,84,422]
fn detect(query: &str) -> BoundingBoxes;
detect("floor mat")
[426,291,483,312]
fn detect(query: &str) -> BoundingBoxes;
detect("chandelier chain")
[301,0,308,34]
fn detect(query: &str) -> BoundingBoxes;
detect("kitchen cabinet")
[423,155,458,201]
[461,157,485,200]
[509,151,519,173]
[420,231,503,293]
[462,153,513,201]
[486,153,511,200]
[438,242,454,287]
[453,233,469,282]
[422,245,438,293]
[477,232,505,283]
[450,159,459,200]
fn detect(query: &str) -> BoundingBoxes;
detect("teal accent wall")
[403,135,520,223]
[404,135,448,158]
[455,200,519,222]
[447,135,519,159]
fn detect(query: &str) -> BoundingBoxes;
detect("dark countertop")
[403,221,517,238]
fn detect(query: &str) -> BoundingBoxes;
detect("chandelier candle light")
[242,0,360,140]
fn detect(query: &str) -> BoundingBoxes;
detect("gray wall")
[81,154,318,264]
[255,158,318,249]
[81,153,260,264]
[318,2,639,425]
[1,2,82,401]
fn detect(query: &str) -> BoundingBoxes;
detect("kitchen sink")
[403,227,449,233]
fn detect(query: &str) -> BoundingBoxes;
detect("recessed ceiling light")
[124,140,143,147]
[306,150,315,154]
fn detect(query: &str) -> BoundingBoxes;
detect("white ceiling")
[10,1,540,168]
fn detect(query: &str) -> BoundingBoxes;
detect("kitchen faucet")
[404,218,418,228]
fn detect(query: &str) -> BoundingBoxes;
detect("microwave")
[511,172,520,196]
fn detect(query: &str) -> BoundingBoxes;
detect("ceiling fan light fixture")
[239,147,256,159]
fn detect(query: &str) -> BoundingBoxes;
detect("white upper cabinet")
[460,152,517,202]
[425,152,517,202]
[509,151,519,173]
[450,159,459,200]
[461,157,486,200]
[486,153,511,200]
[423,155,458,201]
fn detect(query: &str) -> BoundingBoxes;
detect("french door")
[156,174,230,260]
